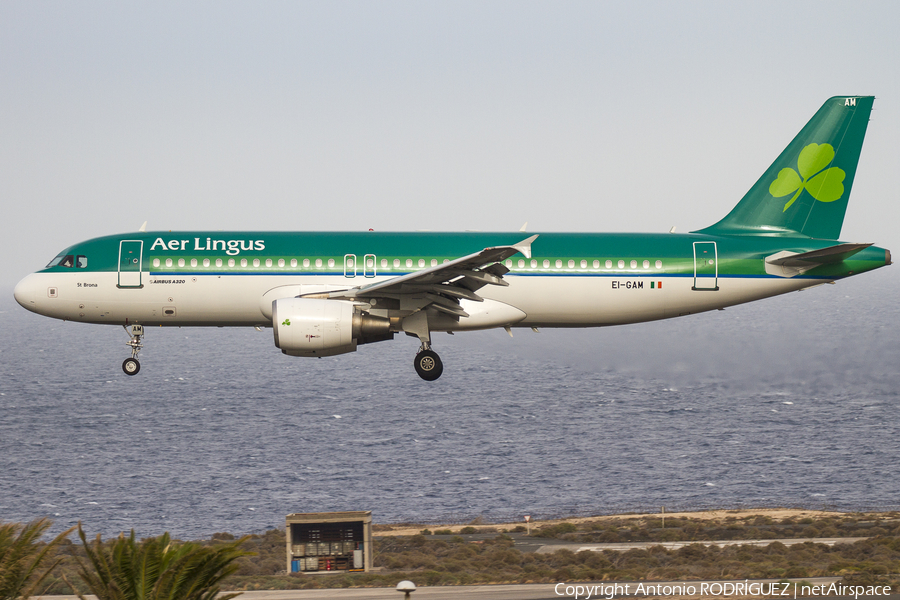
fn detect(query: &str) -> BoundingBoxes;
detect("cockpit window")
[45,252,86,268]
[47,254,75,268]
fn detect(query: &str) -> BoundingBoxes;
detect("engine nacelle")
[272,298,391,357]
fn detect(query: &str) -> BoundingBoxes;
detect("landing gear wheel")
[123,324,144,377]
[414,350,443,381]
[122,358,141,376]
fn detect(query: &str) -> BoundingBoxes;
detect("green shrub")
[72,525,252,600]
[0,518,75,600]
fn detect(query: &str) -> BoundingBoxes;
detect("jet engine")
[272,297,392,357]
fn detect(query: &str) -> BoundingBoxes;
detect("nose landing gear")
[122,324,144,376]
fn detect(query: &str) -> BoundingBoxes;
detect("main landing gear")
[413,343,443,381]
[122,324,144,376]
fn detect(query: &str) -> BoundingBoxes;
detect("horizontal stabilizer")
[765,242,872,277]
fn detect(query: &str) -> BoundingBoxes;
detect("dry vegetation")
[522,512,899,544]
[27,511,900,593]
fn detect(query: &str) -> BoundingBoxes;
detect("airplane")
[13,96,891,381]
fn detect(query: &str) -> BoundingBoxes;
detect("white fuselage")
[14,269,821,330]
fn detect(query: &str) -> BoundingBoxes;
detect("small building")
[285,511,372,573]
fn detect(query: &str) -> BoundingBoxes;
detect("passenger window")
[328,259,335,268]
[506,260,512,268]
[266,259,273,267]
[381,258,387,268]
[406,259,412,268]
[593,260,599,268]
[178,258,185,267]
[165,258,173,267]
[656,260,662,269]
[315,259,322,267]
[76,255,88,268]
[290,259,297,267]
[431,259,437,267]
[216,259,223,267]
[278,259,285,267]
[643,260,650,269]
[617,260,624,268]
[303,259,310,267]
[531,260,537,268]
[580,260,587,268]
[253,259,260,267]
[203,259,210,267]
[393,259,400,268]
[630,260,637,268]
[191,259,198,267]
[606,260,612,268]
[543,260,550,268]
[418,259,425,268]
[228,259,235,267]
[241,259,247,267]
[555,260,562,268]
[153,258,161,268]
[518,259,524,268]
[567,260,574,268]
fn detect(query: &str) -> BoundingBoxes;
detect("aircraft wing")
[327,235,538,318]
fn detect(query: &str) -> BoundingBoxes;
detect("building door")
[118,240,143,288]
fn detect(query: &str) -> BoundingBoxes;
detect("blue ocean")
[1,272,898,539]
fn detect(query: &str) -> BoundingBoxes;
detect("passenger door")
[692,241,718,291]
[118,240,143,288]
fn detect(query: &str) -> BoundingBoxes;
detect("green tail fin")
[698,96,873,240]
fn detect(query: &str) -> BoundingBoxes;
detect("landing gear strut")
[122,324,144,376]
[414,343,443,381]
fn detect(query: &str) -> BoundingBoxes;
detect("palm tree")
[0,518,75,600]
[70,525,252,600]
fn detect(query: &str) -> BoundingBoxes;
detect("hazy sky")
[3,1,899,289]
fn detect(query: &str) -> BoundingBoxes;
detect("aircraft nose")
[14,274,39,312]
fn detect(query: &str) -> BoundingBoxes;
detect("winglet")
[519,222,528,232]
[512,234,538,259]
